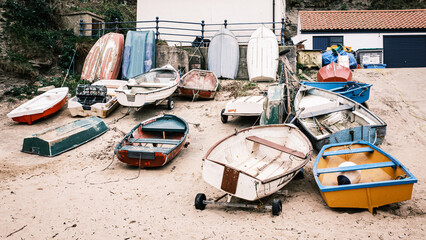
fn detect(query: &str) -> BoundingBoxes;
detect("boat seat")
[120,145,173,153]
[128,138,180,145]
[329,86,346,92]
[323,147,374,158]
[299,104,354,119]
[142,123,186,133]
[246,136,307,159]
[316,161,397,175]
[127,82,170,88]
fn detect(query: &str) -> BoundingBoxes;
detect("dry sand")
[0,68,425,239]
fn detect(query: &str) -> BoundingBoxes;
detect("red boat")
[317,62,352,82]
[178,69,218,100]
[114,114,189,167]
[7,87,69,125]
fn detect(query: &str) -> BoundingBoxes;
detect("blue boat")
[122,30,156,79]
[301,81,372,104]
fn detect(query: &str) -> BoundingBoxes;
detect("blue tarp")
[322,49,357,69]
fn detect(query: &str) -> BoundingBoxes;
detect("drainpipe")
[272,0,275,33]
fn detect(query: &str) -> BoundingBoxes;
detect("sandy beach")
[1,68,425,239]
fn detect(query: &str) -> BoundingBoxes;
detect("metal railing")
[79,17,290,45]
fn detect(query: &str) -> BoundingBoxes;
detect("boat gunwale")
[203,124,313,184]
[313,141,417,193]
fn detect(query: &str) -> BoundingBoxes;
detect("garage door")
[383,35,426,68]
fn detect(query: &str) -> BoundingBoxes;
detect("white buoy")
[337,161,361,185]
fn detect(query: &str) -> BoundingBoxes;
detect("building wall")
[292,32,426,51]
[136,0,286,44]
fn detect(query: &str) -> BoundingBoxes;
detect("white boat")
[294,85,387,150]
[247,26,279,81]
[208,28,239,79]
[7,87,69,125]
[196,124,313,215]
[68,80,127,118]
[115,64,179,108]
[220,95,265,123]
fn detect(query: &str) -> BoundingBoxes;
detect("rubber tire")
[195,193,207,210]
[362,102,369,109]
[221,109,228,124]
[168,98,174,110]
[272,199,282,216]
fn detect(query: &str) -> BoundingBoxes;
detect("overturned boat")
[22,116,108,157]
[294,85,386,151]
[314,141,417,213]
[114,114,189,168]
[301,81,372,104]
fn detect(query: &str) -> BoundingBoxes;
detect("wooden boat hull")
[295,85,386,151]
[178,69,218,99]
[247,26,278,81]
[203,124,312,201]
[122,31,156,79]
[114,114,189,167]
[68,80,126,118]
[7,87,68,125]
[301,81,372,104]
[116,65,179,107]
[208,28,239,79]
[22,116,108,157]
[81,33,124,82]
[313,141,417,213]
[317,62,352,82]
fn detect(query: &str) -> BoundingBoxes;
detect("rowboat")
[22,116,108,157]
[294,85,386,151]
[7,87,68,125]
[317,62,352,82]
[178,69,218,100]
[81,33,124,82]
[208,28,239,79]
[115,64,179,108]
[122,30,155,79]
[68,80,127,118]
[313,141,417,213]
[114,114,189,167]
[301,81,372,104]
[220,95,265,123]
[195,124,313,215]
[247,26,279,81]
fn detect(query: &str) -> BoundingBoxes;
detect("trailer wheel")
[272,199,282,216]
[167,98,175,110]
[195,193,207,210]
[220,109,228,123]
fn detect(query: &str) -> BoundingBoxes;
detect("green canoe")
[22,116,108,157]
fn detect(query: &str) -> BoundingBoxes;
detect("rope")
[61,49,77,87]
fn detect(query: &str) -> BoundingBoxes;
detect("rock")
[37,85,55,94]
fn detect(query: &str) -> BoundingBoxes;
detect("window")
[313,36,344,50]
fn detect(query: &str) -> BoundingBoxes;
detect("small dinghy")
[301,81,372,104]
[114,114,189,167]
[178,69,218,100]
[313,141,417,213]
[220,95,265,123]
[295,85,386,151]
[7,87,68,125]
[68,80,126,118]
[22,116,108,157]
[195,124,313,215]
[208,28,239,79]
[317,62,352,82]
[115,64,179,108]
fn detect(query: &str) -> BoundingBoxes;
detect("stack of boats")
[5,26,417,216]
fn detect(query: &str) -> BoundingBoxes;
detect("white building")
[292,9,426,68]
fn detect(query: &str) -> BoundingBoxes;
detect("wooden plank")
[317,161,396,175]
[128,138,180,145]
[246,136,306,159]
[323,147,374,157]
[299,104,353,118]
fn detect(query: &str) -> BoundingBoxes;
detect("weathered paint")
[317,62,352,82]
[122,31,156,80]
[22,116,108,157]
[313,141,417,213]
[178,69,218,100]
[260,84,285,125]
